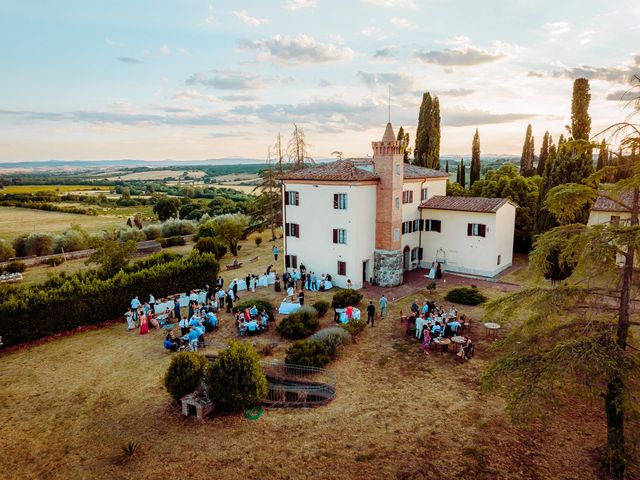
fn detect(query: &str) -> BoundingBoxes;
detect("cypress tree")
[537,131,549,176]
[460,160,466,189]
[428,96,441,169]
[414,93,432,167]
[397,126,410,164]
[520,124,535,176]
[456,161,461,184]
[596,139,608,171]
[571,78,591,141]
[445,159,449,173]
[470,128,480,186]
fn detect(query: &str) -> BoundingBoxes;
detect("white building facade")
[280,123,517,289]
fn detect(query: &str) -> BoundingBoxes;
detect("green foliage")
[276,306,319,339]
[414,92,440,168]
[24,233,54,257]
[331,289,363,309]
[158,236,186,248]
[160,218,197,237]
[45,256,64,266]
[194,237,218,254]
[86,239,137,277]
[471,128,481,185]
[426,282,436,291]
[309,326,351,357]
[543,183,597,225]
[446,179,467,197]
[117,227,146,242]
[284,340,331,368]
[11,234,28,257]
[234,299,275,321]
[519,124,535,177]
[3,260,26,273]
[163,352,209,402]
[205,340,267,411]
[340,319,366,338]
[537,131,550,176]
[54,226,89,253]
[445,286,487,305]
[0,251,219,346]
[0,239,15,262]
[571,78,591,141]
[153,196,181,221]
[312,300,330,317]
[254,236,262,246]
[198,215,248,256]
[121,441,141,460]
[142,224,161,240]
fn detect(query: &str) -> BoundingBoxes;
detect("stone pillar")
[373,249,403,287]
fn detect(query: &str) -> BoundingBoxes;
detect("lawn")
[0,206,130,241]
[0,233,613,479]
[1,185,111,194]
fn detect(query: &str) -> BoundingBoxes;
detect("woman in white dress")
[427,261,436,280]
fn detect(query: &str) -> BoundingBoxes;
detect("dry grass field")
[0,206,129,241]
[0,233,618,479]
[108,170,206,181]
[1,185,111,194]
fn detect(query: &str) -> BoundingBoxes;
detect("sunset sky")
[1,0,639,162]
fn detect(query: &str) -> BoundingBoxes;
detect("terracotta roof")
[381,122,396,142]
[279,159,379,182]
[419,195,515,213]
[404,164,450,179]
[591,190,633,212]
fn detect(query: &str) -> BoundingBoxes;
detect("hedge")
[444,286,487,305]
[0,251,219,347]
[158,236,186,248]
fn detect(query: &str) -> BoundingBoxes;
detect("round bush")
[54,228,89,253]
[331,289,363,309]
[444,286,487,305]
[312,300,330,318]
[159,236,187,248]
[45,256,64,267]
[254,236,262,246]
[285,340,330,368]
[3,260,26,274]
[143,224,162,240]
[194,237,227,259]
[309,326,351,357]
[25,233,54,257]
[276,306,319,340]
[163,352,209,402]
[117,227,146,242]
[0,239,15,262]
[161,218,197,237]
[205,340,267,411]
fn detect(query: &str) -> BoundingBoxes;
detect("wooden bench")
[249,256,259,263]
[225,263,243,271]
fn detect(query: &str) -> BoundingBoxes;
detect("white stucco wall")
[420,206,514,277]
[588,210,630,226]
[282,182,377,289]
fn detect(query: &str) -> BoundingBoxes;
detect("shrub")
[445,286,488,305]
[254,236,262,246]
[163,352,209,402]
[309,326,351,357]
[130,252,182,271]
[276,306,319,339]
[143,224,162,240]
[427,282,436,291]
[194,237,226,259]
[331,289,363,309]
[3,260,26,274]
[158,236,186,248]
[12,234,28,257]
[205,340,267,411]
[312,300,330,318]
[161,218,197,237]
[54,228,89,253]
[340,319,366,339]
[0,239,15,262]
[45,256,64,267]
[117,227,146,242]
[285,340,330,368]
[0,251,219,347]
[234,299,275,321]
[25,233,54,257]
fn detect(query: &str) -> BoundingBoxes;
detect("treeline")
[0,251,219,347]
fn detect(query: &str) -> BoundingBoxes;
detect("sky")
[0,0,639,162]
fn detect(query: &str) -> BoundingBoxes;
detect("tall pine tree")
[537,131,550,176]
[414,92,440,169]
[520,124,535,176]
[445,159,449,173]
[460,160,466,189]
[470,129,481,186]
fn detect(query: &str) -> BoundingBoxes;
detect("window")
[285,255,298,269]
[333,193,347,209]
[413,219,420,232]
[424,219,441,232]
[395,164,400,175]
[467,223,487,237]
[337,261,347,276]
[285,223,300,238]
[395,197,400,209]
[393,228,400,241]
[497,254,501,266]
[421,187,429,201]
[611,215,620,226]
[332,228,347,244]
[402,190,414,204]
[410,247,419,262]
[402,221,415,235]
[284,191,299,206]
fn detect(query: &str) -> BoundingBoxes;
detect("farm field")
[107,169,206,181]
[1,185,111,194]
[0,206,129,241]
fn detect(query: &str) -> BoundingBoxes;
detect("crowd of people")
[234,305,270,336]
[404,298,474,361]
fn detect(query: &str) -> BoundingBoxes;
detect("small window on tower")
[395,164,400,175]
[395,197,400,209]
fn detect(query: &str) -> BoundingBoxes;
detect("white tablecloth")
[278,301,301,315]
[232,279,248,291]
[257,276,269,287]
[268,272,276,285]
[154,300,174,315]
[337,307,360,323]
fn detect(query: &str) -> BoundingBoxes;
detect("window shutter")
[413,219,419,231]
[292,256,298,268]
[467,223,472,236]
[410,191,414,203]
[418,247,423,260]
[332,229,337,243]
[333,194,338,209]
[295,224,300,238]
[294,192,299,205]
[285,193,290,206]
[435,220,441,232]
[419,219,424,230]
[285,256,290,268]
[479,224,486,237]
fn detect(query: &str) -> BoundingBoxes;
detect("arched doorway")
[403,246,411,271]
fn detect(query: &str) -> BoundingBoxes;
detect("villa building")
[280,123,516,289]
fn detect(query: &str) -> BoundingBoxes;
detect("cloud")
[413,45,506,66]
[231,10,269,27]
[373,47,396,59]
[543,21,571,36]
[357,71,415,91]
[551,55,640,84]
[360,26,387,40]
[527,71,544,78]
[437,88,475,97]
[390,17,414,29]
[361,0,418,9]
[219,94,260,102]
[117,57,144,64]
[605,89,638,102]
[170,89,216,102]
[160,44,171,55]
[319,80,332,87]
[186,70,267,90]
[283,0,316,10]
[105,37,124,47]
[177,48,192,57]
[239,34,354,65]
[442,108,546,127]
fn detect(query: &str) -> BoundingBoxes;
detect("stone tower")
[372,122,405,287]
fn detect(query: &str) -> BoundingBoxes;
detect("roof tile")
[279,159,379,182]
[419,195,513,213]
